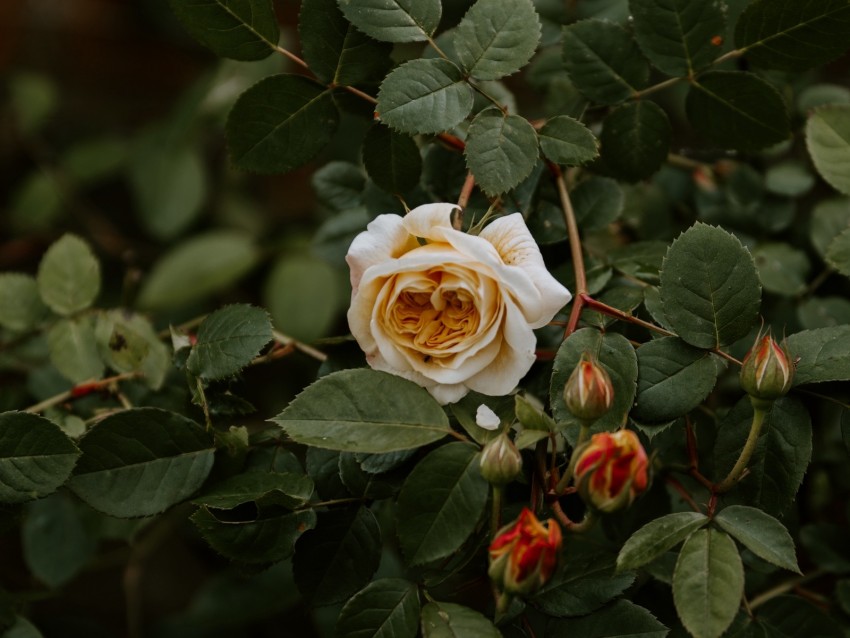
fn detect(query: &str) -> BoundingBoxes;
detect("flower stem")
[715,399,770,493]
[554,167,586,337]
[554,424,590,494]
[491,486,503,537]
[566,509,597,533]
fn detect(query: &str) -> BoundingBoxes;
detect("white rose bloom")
[346,203,572,405]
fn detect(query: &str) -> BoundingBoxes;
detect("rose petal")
[346,213,418,291]
[476,404,501,430]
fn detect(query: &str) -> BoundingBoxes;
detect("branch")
[24,372,142,414]
[554,166,586,337]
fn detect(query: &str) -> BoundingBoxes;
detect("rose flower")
[573,429,649,513]
[346,203,571,404]
[488,507,562,596]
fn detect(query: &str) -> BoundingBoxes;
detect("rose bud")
[574,430,649,513]
[563,353,614,422]
[480,433,523,486]
[488,508,562,596]
[740,333,794,402]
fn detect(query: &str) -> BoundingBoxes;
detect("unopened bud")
[574,430,649,513]
[563,353,614,422]
[480,433,522,486]
[740,333,794,401]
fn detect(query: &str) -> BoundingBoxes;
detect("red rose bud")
[480,433,523,486]
[488,508,562,596]
[574,430,649,513]
[563,353,614,422]
[740,333,794,401]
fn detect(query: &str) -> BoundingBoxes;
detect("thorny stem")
[685,419,714,491]
[630,48,743,100]
[24,372,142,414]
[715,399,770,493]
[748,570,827,610]
[272,330,328,362]
[454,172,477,230]
[665,476,703,513]
[554,167,586,337]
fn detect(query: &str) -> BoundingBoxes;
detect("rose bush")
[346,203,571,404]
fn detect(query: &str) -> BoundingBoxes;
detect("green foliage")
[336,579,420,638]
[168,0,279,60]
[465,108,538,196]
[274,369,452,452]
[377,59,474,135]
[686,71,790,151]
[186,304,273,380]
[453,0,542,80]
[0,412,79,504]
[673,529,744,638]
[68,409,215,517]
[660,223,761,349]
[806,106,850,196]
[629,0,725,76]
[226,74,339,173]
[36,234,100,316]
[4,0,850,635]
[396,443,488,565]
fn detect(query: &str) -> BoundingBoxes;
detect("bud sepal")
[480,433,523,486]
[563,352,614,423]
[740,333,794,402]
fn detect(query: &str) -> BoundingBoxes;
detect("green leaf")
[36,234,100,316]
[396,442,489,566]
[10,172,62,233]
[0,412,80,504]
[753,243,811,296]
[749,596,843,637]
[573,177,623,230]
[550,328,638,435]
[337,579,420,638]
[264,254,340,343]
[735,0,850,72]
[362,123,422,194]
[293,506,381,604]
[338,453,399,498]
[633,337,724,423]
[686,71,790,151]
[186,304,272,381]
[192,506,316,563]
[137,231,260,310]
[765,161,816,198]
[810,197,850,257]
[68,408,215,518]
[0,274,46,332]
[629,0,726,76]
[47,316,104,384]
[714,505,800,573]
[168,0,279,61]
[337,0,441,43]
[300,0,391,85]
[193,472,313,510]
[2,616,43,638]
[798,296,850,330]
[539,115,599,166]
[9,72,56,136]
[673,528,744,638]
[377,59,474,135]
[273,369,452,453]
[61,137,127,185]
[454,0,541,80]
[535,548,635,617]
[617,511,709,571]
[562,19,650,105]
[22,491,97,588]
[713,396,812,517]
[313,161,365,212]
[420,601,500,638]
[806,106,850,196]
[547,600,669,638]
[94,310,170,390]
[660,223,761,349]
[129,131,206,240]
[226,74,338,173]
[826,227,850,277]
[464,107,538,196]
[787,326,850,386]
[600,101,671,181]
